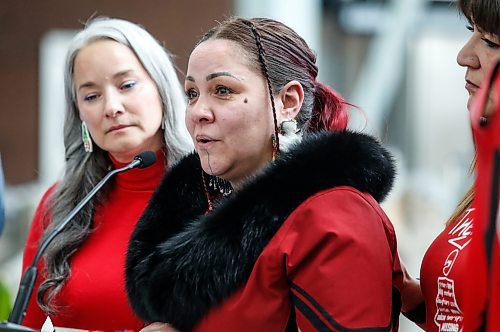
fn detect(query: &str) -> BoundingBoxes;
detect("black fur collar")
[126,131,395,331]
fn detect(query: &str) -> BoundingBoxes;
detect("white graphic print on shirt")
[434,208,473,332]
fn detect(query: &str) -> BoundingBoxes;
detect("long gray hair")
[37,17,193,312]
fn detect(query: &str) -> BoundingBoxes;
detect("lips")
[107,124,130,133]
[465,79,480,94]
[195,134,218,149]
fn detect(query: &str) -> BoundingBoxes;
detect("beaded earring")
[271,134,278,161]
[81,121,93,153]
[201,170,214,212]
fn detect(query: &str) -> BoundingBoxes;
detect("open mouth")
[197,138,212,143]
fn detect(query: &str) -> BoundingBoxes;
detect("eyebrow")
[77,70,135,91]
[185,72,241,83]
[206,72,240,81]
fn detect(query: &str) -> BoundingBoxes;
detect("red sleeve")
[21,186,56,329]
[280,187,400,331]
[464,67,500,331]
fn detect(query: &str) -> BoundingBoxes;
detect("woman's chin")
[200,160,224,177]
[466,95,475,112]
[466,94,495,116]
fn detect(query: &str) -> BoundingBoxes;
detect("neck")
[229,179,244,192]
[228,154,275,191]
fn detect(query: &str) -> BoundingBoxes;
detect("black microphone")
[0,151,157,331]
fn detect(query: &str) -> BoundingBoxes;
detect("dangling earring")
[278,118,301,153]
[271,134,278,161]
[208,175,233,196]
[279,119,298,135]
[81,121,93,153]
[480,116,489,127]
[201,170,214,212]
[161,113,165,130]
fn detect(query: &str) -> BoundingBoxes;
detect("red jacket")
[126,131,404,331]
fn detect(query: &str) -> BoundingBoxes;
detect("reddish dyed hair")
[310,82,349,131]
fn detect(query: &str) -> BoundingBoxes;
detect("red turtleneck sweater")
[21,151,165,331]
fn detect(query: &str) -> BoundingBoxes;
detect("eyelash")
[185,89,198,102]
[466,25,500,49]
[84,94,97,102]
[82,81,138,102]
[215,85,234,96]
[184,85,235,103]
[482,38,500,49]
[121,81,137,90]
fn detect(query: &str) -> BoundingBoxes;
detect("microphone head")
[134,151,157,168]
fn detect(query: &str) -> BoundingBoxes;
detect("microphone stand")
[0,153,151,331]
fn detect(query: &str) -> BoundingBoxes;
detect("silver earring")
[278,118,302,153]
[81,121,93,153]
[279,119,298,136]
[208,175,233,196]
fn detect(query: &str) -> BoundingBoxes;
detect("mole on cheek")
[244,98,248,103]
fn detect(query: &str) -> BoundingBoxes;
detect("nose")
[457,34,480,69]
[103,89,124,118]
[187,99,214,124]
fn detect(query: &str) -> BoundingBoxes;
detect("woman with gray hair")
[20,17,192,330]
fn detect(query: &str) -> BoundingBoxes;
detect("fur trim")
[126,131,395,330]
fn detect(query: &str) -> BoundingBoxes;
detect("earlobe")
[280,80,304,119]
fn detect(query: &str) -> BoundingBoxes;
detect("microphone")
[0,151,157,331]
[124,150,157,170]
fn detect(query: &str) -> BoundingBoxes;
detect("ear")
[278,80,304,120]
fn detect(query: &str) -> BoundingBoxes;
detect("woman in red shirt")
[20,17,192,330]
[419,0,500,330]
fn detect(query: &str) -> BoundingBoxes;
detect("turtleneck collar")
[109,150,166,191]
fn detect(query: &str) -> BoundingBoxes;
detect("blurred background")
[0,0,473,330]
